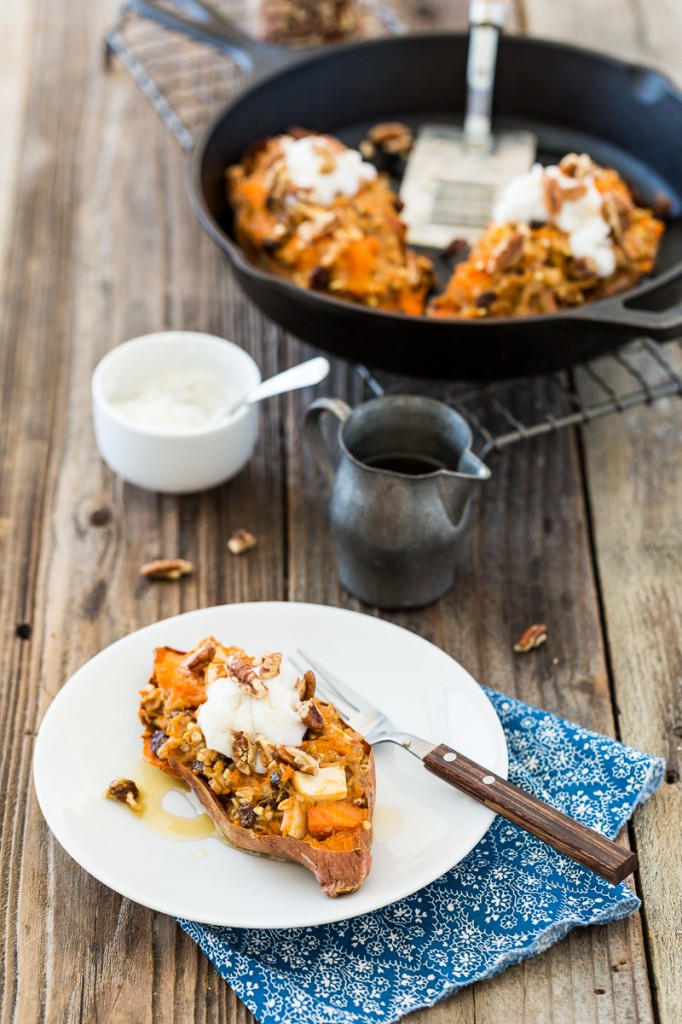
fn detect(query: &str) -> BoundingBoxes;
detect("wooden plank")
[525,0,682,86]
[575,343,682,1024]
[0,0,674,1022]
[0,2,285,1022]
[287,358,655,1024]
[524,1,682,1020]
[0,0,34,275]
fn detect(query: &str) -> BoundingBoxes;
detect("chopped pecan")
[139,558,193,580]
[241,138,269,172]
[310,265,332,291]
[276,744,319,775]
[602,192,631,242]
[259,0,360,46]
[183,639,217,674]
[299,698,324,731]
[513,623,548,653]
[105,778,143,812]
[558,152,596,179]
[313,142,338,175]
[227,657,269,698]
[486,232,524,274]
[651,190,672,218]
[255,652,282,680]
[559,181,588,203]
[287,125,313,140]
[295,669,316,701]
[255,735,277,766]
[227,529,257,555]
[598,270,640,297]
[359,121,413,172]
[544,177,564,217]
[231,729,256,775]
[442,237,469,259]
[367,121,414,157]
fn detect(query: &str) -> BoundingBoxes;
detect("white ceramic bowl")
[92,332,261,494]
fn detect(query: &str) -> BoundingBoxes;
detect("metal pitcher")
[304,395,491,608]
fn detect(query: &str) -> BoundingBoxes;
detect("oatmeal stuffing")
[430,154,664,318]
[229,138,665,320]
[228,132,434,316]
[105,777,143,812]
[139,640,372,848]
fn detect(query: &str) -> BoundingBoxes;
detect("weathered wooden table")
[1,1,680,1021]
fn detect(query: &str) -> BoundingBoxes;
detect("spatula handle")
[423,743,636,884]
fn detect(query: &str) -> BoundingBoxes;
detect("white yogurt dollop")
[112,370,239,433]
[282,135,377,207]
[493,162,616,277]
[197,655,305,773]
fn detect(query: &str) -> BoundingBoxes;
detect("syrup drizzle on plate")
[132,758,217,841]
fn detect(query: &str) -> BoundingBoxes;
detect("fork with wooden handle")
[296,650,637,885]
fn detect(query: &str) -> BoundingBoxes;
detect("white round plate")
[34,602,507,928]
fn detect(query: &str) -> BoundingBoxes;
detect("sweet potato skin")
[168,752,376,898]
[141,640,376,897]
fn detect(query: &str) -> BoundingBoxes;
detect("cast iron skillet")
[132,0,682,379]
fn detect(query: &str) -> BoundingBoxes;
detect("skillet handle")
[570,263,682,340]
[304,398,352,485]
[126,0,293,78]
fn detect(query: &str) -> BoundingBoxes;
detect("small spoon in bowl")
[221,356,330,420]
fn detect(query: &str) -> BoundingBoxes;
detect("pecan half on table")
[513,624,549,653]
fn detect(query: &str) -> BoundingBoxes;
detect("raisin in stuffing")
[238,804,257,829]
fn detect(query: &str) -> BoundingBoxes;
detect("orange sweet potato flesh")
[152,646,208,708]
[170,757,376,898]
[307,801,368,839]
[149,642,246,710]
[142,640,376,897]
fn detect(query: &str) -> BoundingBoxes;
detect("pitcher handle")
[304,398,352,485]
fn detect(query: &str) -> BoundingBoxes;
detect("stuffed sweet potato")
[139,639,375,897]
[227,132,434,315]
[429,153,665,319]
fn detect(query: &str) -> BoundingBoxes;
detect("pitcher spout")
[438,450,491,527]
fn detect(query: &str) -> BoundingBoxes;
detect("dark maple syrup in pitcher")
[363,452,449,475]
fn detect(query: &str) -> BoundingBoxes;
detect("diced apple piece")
[292,764,347,803]
[280,796,307,839]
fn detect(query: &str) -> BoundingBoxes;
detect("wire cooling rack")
[105,0,405,149]
[105,0,682,452]
[356,339,682,454]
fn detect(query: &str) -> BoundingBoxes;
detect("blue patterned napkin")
[178,689,664,1024]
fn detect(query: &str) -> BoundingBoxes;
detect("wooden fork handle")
[423,743,637,885]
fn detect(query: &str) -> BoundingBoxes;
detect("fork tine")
[289,652,356,718]
[296,649,373,716]
[293,650,393,739]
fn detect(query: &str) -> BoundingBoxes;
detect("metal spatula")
[400,0,537,248]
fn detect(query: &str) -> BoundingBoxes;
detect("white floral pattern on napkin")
[178,689,664,1024]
